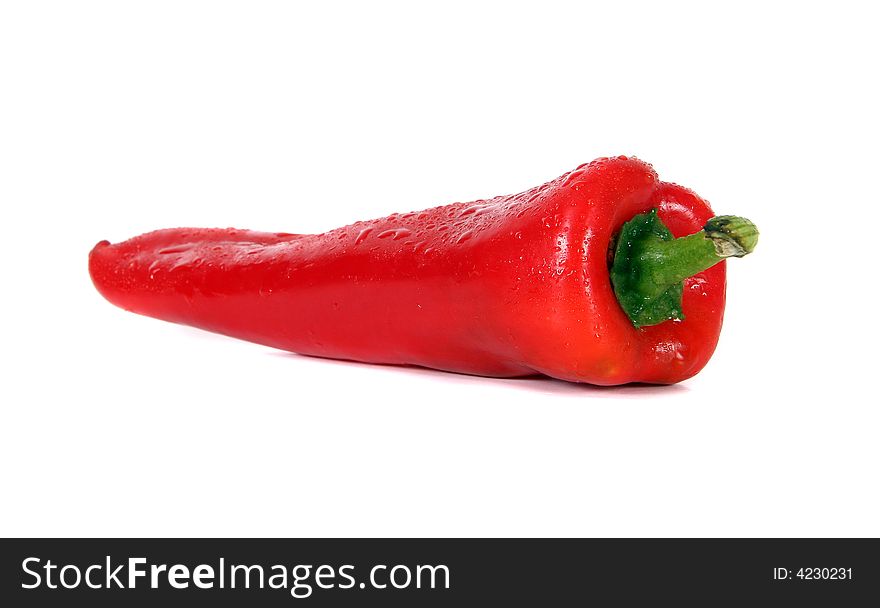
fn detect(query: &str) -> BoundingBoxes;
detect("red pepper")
[89,156,757,385]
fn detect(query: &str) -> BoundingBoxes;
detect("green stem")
[610,211,758,328]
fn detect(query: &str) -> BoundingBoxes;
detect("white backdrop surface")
[1,1,877,536]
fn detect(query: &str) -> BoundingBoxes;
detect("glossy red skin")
[89,157,725,385]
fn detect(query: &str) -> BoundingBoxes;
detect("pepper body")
[89,156,725,385]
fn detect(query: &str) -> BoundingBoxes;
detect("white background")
[2,1,877,537]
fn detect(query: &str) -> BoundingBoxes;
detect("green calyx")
[610,209,758,328]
